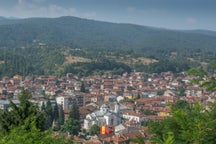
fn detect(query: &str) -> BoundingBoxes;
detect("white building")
[83,103,121,130]
[56,93,84,110]
[122,110,144,122]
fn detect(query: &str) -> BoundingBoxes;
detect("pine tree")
[61,118,80,136]
[80,82,86,93]
[69,103,80,121]
[0,89,45,135]
[44,100,53,129]
[137,93,141,99]
[61,103,81,135]
[58,104,65,125]
[41,102,46,111]
[52,102,60,131]
[53,102,59,121]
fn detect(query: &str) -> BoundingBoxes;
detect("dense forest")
[0,16,216,77]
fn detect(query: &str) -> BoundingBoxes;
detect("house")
[79,105,97,124]
[0,99,20,110]
[104,95,117,102]
[122,110,144,122]
[141,89,157,98]
[115,120,140,134]
[115,124,127,134]
[10,78,20,85]
[186,86,203,96]
[101,134,130,144]
[0,87,7,95]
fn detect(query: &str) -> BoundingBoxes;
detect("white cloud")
[32,0,47,3]
[186,17,197,24]
[18,0,26,5]
[11,0,96,18]
[18,0,46,5]
[127,7,136,12]
[47,4,77,16]
[127,6,163,14]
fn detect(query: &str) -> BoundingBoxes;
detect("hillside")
[0,16,216,51]
[0,16,215,77]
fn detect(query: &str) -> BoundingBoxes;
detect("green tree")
[53,102,59,121]
[61,118,80,136]
[58,104,65,125]
[89,124,100,136]
[61,103,81,135]
[0,116,71,144]
[151,132,175,144]
[149,101,216,144]
[44,100,53,129]
[187,61,216,91]
[80,82,86,93]
[170,100,189,111]
[157,91,164,96]
[0,89,45,135]
[136,93,141,99]
[69,103,80,121]
[53,103,63,131]
[41,102,46,111]
[130,135,146,144]
[176,87,186,96]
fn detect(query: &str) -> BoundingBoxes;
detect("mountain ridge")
[0,16,216,52]
[1,16,216,33]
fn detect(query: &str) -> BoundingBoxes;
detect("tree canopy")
[0,89,45,134]
[187,61,216,91]
[61,103,81,135]
[89,124,100,136]
[0,89,72,143]
[149,101,216,144]
[0,116,71,144]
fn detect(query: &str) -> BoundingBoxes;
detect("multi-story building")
[56,93,84,110]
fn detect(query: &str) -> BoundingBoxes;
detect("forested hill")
[0,16,216,77]
[0,16,216,52]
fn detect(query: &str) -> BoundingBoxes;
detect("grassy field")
[117,56,158,65]
[64,54,91,64]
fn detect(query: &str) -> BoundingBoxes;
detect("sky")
[0,0,216,31]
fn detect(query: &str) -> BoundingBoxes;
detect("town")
[0,71,215,143]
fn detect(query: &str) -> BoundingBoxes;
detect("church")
[83,102,122,130]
